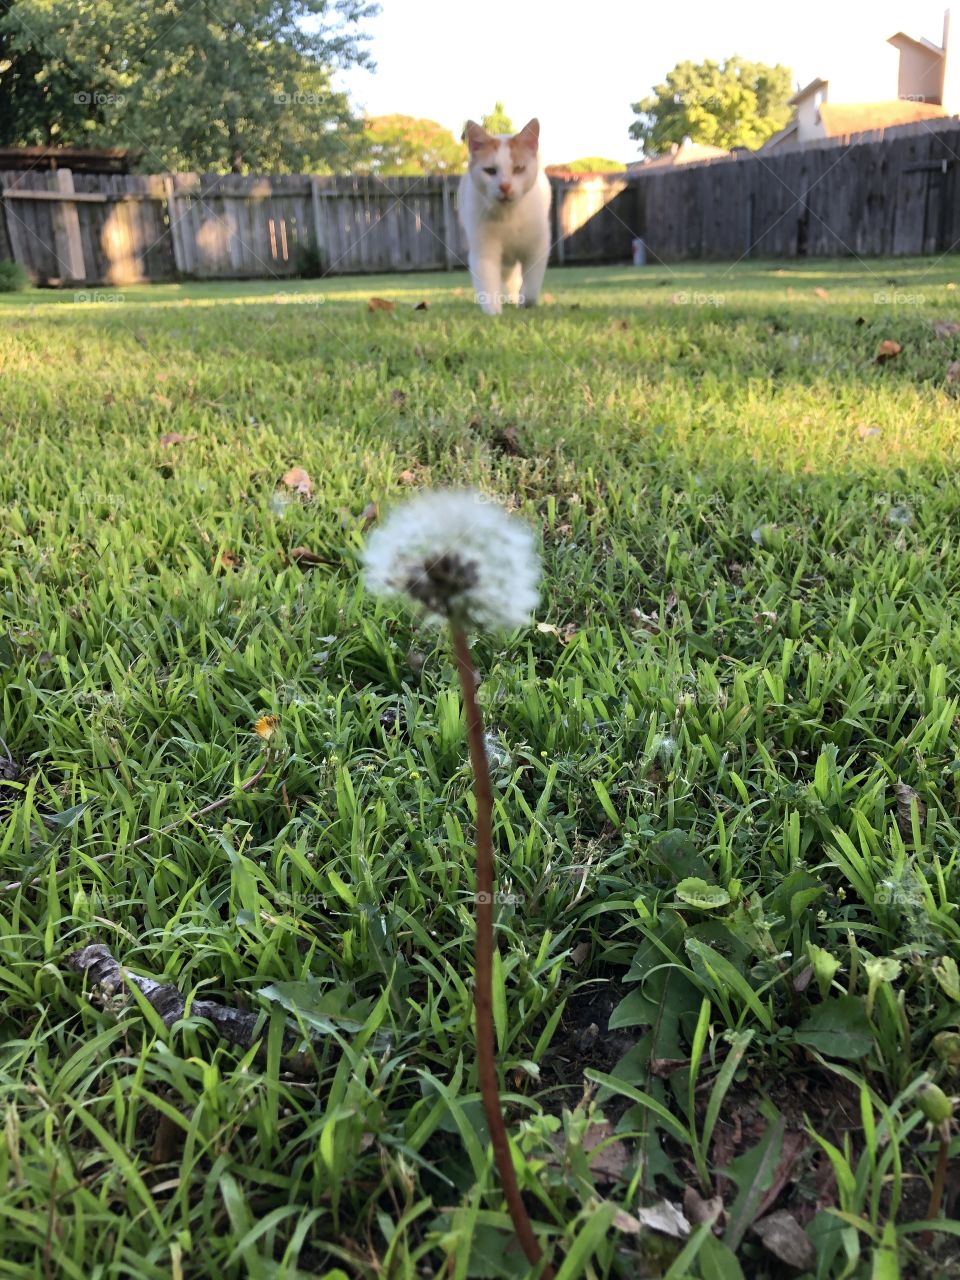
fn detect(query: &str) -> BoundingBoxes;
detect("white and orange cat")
[459,118,551,315]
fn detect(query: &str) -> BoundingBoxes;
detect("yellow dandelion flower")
[254,715,280,740]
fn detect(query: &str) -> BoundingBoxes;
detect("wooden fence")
[2,118,960,284]
[635,118,960,262]
[0,170,635,285]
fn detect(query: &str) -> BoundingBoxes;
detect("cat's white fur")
[458,118,551,316]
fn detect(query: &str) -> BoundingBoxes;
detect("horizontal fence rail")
[1,119,959,284]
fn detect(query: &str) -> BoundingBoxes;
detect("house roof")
[761,120,799,150]
[887,31,943,55]
[636,138,731,171]
[544,164,626,180]
[0,146,143,173]
[818,100,949,135]
[788,78,828,106]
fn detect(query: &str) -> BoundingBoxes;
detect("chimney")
[942,9,960,112]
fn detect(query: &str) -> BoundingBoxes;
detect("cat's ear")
[464,120,495,154]
[513,118,540,152]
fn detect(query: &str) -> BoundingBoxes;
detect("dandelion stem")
[921,1124,951,1247]
[452,624,553,1278]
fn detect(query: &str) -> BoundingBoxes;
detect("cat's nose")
[499,181,512,195]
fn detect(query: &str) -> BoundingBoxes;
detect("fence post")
[163,176,189,275]
[0,177,27,270]
[441,177,456,270]
[310,175,326,269]
[554,183,566,264]
[50,169,86,281]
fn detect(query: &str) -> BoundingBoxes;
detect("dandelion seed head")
[484,731,512,771]
[363,490,540,631]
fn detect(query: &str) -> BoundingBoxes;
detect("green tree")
[480,101,514,135]
[0,0,376,172]
[629,56,792,155]
[354,115,466,174]
[556,157,626,173]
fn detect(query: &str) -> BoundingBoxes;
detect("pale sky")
[334,0,953,162]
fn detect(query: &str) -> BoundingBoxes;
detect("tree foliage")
[353,115,465,175]
[630,56,793,155]
[0,0,376,172]
[480,101,514,135]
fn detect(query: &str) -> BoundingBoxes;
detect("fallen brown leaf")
[894,781,925,836]
[813,287,829,300]
[360,501,378,531]
[581,1122,630,1182]
[397,468,419,485]
[282,467,313,497]
[390,388,407,406]
[544,1121,632,1185]
[288,546,335,568]
[632,1201,691,1239]
[934,320,960,339]
[612,1209,644,1233]
[535,621,577,644]
[794,964,814,993]
[856,425,881,440]
[493,425,522,456]
[569,941,590,967]
[215,550,241,571]
[150,1112,182,1164]
[751,1211,816,1270]
[947,360,960,383]
[755,1131,808,1220]
[159,432,187,447]
[368,296,395,313]
[683,1186,725,1229]
[413,300,429,311]
[875,339,902,364]
[649,1056,691,1077]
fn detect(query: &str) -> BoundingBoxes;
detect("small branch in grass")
[67,942,292,1051]
[1,758,268,893]
[129,758,268,849]
[452,624,554,1279]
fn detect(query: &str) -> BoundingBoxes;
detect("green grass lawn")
[2,258,960,1278]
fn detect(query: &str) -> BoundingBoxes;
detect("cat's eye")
[513,164,526,174]
[482,166,497,176]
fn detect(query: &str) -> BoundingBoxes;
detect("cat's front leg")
[503,263,522,307]
[520,249,548,309]
[469,250,503,316]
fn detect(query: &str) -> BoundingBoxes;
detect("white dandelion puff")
[363,490,540,632]
[484,731,512,772]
